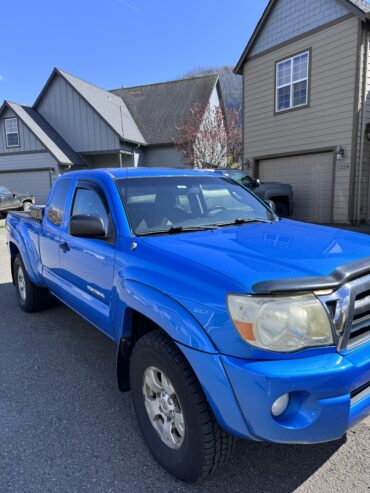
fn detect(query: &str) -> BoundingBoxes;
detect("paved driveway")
[0,224,369,493]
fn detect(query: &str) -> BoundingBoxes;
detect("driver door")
[58,180,116,336]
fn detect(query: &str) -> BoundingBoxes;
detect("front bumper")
[222,341,370,443]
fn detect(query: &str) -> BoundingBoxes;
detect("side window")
[4,117,20,148]
[47,179,71,226]
[71,186,113,238]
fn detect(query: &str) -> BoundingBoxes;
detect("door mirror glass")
[69,214,106,238]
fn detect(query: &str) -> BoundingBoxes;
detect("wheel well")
[9,242,20,284]
[117,309,162,392]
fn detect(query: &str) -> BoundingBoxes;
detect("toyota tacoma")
[5,169,370,482]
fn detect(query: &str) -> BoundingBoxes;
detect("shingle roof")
[110,75,219,145]
[5,102,82,165]
[235,0,370,74]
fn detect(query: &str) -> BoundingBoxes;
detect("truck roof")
[61,168,218,180]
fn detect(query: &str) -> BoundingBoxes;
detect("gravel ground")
[0,224,369,493]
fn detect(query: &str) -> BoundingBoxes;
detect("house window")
[276,51,309,112]
[4,117,20,147]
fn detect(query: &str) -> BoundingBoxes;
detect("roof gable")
[110,75,220,145]
[0,101,82,165]
[34,69,146,146]
[235,0,369,73]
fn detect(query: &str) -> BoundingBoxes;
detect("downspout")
[356,28,369,223]
[133,143,141,167]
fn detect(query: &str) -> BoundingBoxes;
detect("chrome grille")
[320,274,370,351]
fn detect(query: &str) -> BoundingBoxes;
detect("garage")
[0,169,52,204]
[259,152,334,224]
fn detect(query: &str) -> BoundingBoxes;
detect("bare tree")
[175,103,242,168]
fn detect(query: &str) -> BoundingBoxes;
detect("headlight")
[227,294,334,352]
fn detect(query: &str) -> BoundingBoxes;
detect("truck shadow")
[0,281,345,493]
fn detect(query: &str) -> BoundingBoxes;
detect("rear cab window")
[47,179,71,226]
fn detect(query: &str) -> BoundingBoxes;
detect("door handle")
[59,242,70,252]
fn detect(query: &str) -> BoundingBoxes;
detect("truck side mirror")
[69,214,106,238]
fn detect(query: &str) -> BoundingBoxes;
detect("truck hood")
[141,220,370,293]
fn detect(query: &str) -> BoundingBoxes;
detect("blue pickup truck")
[6,168,370,482]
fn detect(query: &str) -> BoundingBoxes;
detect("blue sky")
[0,0,268,105]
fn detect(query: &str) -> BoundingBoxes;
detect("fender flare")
[116,278,217,353]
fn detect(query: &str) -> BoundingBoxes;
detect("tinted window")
[71,187,113,237]
[47,179,71,226]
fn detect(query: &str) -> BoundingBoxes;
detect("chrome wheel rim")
[142,366,185,449]
[17,266,26,301]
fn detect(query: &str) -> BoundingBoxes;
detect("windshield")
[117,176,275,235]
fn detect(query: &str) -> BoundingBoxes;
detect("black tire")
[14,254,50,312]
[274,201,290,218]
[130,330,235,482]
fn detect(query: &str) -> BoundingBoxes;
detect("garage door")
[0,170,52,204]
[259,152,333,223]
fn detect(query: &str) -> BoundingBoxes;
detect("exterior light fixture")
[336,145,345,161]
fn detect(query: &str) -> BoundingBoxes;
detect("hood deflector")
[252,256,370,294]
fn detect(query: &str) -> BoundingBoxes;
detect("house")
[0,69,223,203]
[235,0,370,224]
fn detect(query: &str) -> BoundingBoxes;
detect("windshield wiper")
[215,218,274,227]
[136,225,218,236]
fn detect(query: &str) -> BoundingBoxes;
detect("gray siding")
[143,145,189,168]
[0,108,45,154]
[82,153,120,169]
[0,151,57,171]
[244,16,359,223]
[36,74,120,153]
[250,0,349,56]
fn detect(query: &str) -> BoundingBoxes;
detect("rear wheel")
[14,254,50,312]
[22,201,32,212]
[130,330,235,482]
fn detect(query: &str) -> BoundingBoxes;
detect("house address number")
[336,163,350,171]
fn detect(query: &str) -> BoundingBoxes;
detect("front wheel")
[22,201,32,212]
[14,254,50,312]
[130,330,235,482]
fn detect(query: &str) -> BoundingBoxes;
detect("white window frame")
[4,117,20,148]
[275,51,310,113]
